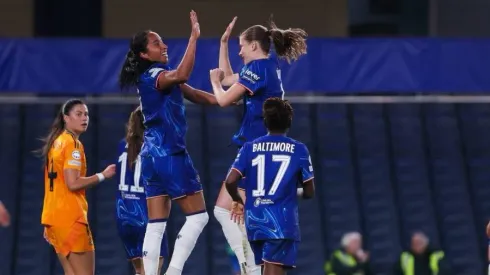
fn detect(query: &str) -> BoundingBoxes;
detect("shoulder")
[291,139,308,154]
[140,63,170,83]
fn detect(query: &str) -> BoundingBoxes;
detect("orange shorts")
[45,222,95,257]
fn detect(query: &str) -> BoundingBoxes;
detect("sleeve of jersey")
[143,64,167,89]
[300,145,314,183]
[63,141,83,170]
[237,61,266,96]
[231,144,248,178]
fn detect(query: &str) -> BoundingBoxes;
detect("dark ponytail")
[37,99,85,165]
[268,21,307,63]
[119,30,155,90]
[125,106,145,169]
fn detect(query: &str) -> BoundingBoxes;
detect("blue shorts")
[141,151,202,199]
[116,219,169,260]
[250,239,298,268]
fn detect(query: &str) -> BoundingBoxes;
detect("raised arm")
[157,11,200,90]
[219,17,239,86]
[209,70,247,107]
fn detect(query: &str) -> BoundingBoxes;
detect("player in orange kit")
[39,99,116,275]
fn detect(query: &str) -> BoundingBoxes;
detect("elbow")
[66,181,78,192]
[217,98,232,107]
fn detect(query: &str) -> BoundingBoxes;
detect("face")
[64,104,89,134]
[140,32,168,64]
[239,35,256,65]
[345,237,361,254]
[411,234,428,254]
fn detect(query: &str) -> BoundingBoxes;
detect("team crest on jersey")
[71,150,81,160]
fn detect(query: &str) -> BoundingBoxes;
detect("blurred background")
[1,0,490,274]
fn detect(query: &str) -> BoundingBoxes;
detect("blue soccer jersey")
[115,139,168,259]
[137,63,187,157]
[231,135,314,241]
[233,57,285,146]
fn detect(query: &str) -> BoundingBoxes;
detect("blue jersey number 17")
[251,154,291,197]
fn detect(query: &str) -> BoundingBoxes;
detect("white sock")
[214,206,247,265]
[166,211,209,275]
[142,220,167,275]
[239,224,261,275]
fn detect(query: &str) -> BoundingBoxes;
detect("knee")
[214,206,230,223]
[187,211,209,229]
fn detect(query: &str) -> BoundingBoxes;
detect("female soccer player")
[118,11,217,275]
[40,98,116,275]
[225,98,316,275]
[116,106,169,275]
[209,17,308,274]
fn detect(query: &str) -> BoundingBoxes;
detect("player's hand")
[221,16,237,43]
[0,201,10,227]
[230,201,244,224]
[101,164,116,179]
[210,68,225,83]
[190,10,200,40]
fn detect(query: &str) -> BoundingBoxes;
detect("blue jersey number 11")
[118,152,144,193]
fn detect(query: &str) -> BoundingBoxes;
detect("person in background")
[325,232,372,275]
[0,200,10,227]
[394,232,449,275]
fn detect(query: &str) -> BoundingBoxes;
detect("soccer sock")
[214,206,247,265]
[239,224,261,275]
[166,211,209,275]
[142,219,167,275]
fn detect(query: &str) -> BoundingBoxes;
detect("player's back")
[115,139,148,226]
[41,131,88,226]
[234,57,284,146]
[239,134,313,241]
[137,63,187,156]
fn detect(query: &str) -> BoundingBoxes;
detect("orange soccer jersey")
[41,130,88,227]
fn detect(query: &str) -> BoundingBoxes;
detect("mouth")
[161,51,168,58]
[81,123,88,127]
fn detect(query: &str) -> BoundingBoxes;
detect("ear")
[140,52,149,60]
[252,41,258,51]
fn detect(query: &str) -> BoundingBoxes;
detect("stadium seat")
[387,104,440,248]
[204,105,240,275]
[351,104,401,274]
[13,105,56,275]
[423,104,482,274]
[315,104,362,256]
[456,104,490,263]
[288,103,325,275]
[0,105,22,275]
[92,104,133,275]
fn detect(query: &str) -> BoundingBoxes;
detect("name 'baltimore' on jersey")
[137,63,187,157]
[233,56,285,147]
[231,135,314,241]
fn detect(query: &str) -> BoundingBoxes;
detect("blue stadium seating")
[3,102,490,275]
[351,105,401,274]
[423,104,483,274]
[316,104,362,256]
[387,104,440,249]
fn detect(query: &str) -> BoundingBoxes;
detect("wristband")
[96,173,105,183]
